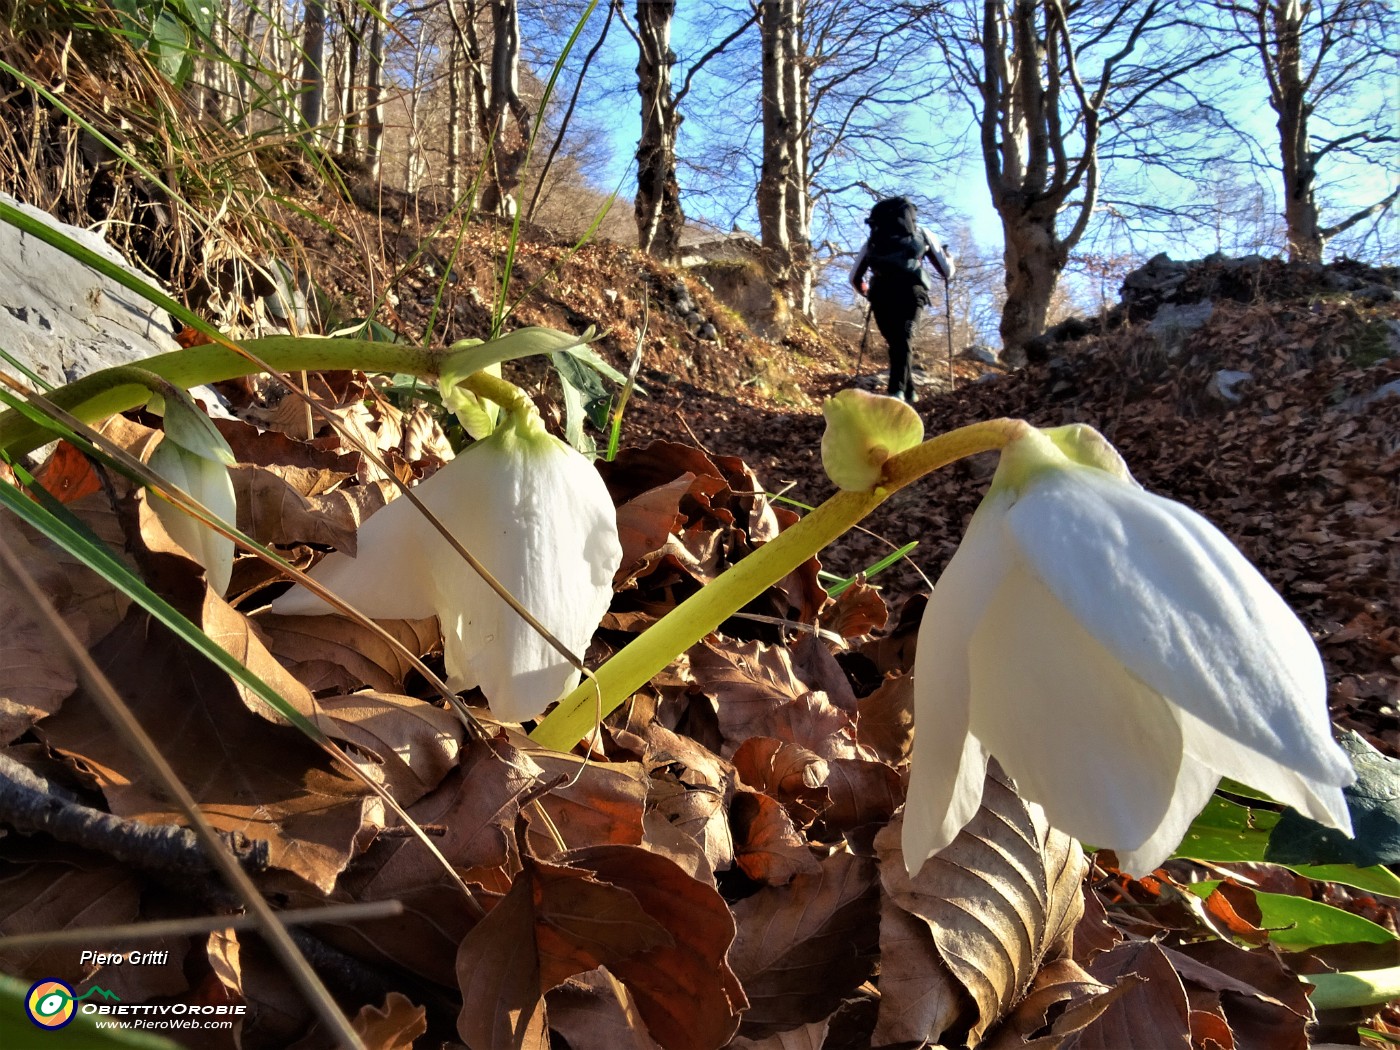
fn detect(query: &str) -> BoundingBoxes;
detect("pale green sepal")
[1043,423,1135,483]
[154,386,237,466]
[821,389,924,491]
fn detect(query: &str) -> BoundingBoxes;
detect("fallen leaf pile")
[0,255,1397,1049]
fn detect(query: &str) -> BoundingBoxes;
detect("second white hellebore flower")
[904,423,1355,876]
[147,394,239,596]
[271,403,622,723]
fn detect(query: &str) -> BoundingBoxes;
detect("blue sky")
[539,1,1395,301]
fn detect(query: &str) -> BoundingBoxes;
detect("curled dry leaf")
[308,690,464,807]
[727,850,880,1038]
[258,613,442,696]
[731,737,830,827]
[731,789,822,884]
[349,992,427,1050]
[873,766,1088,1047]
[546,968,662,1050]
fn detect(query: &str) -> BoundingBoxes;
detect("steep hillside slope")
[622,257,1400,752]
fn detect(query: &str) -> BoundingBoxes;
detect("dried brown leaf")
[730,789,822,884]
[731,737,830,827]
[727,850,879,1037]
[350,992,427,1050]
[874,766,1088,1046]
[258,613,441,695]
[564,844,748,1050]
[0,861,140,981]
[310,690,464,806]
[35,602,377,893]
[524,749,648,852]
[855,674,915,765]
[819,758,904,837]
[233,464,390,554]
[547,968,663,1050]
[1063,942,1191,1050]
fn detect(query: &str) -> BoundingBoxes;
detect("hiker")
[849,197,955,403]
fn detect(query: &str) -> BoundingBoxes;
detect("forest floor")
[352,211,1399,760]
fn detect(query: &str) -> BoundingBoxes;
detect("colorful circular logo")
[25,979,76,1029]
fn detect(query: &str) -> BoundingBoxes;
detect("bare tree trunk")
[365,0,387,179]
[981,0,1099,354]
[446,0,489,208]
[447,34,464,198]
[480,0,532,216]
[335,0,362,156]
[758,0,806,319]
[633,0,683,259]
[1255,0,1320,262]
[299,0,328,135]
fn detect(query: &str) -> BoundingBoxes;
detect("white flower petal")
[434,430,622,718]
[1111,752,1219,875]
[1007,467,1353,797]
[968,565,1190,853]
[1176,704,1353,832]
[904,492,1013,871]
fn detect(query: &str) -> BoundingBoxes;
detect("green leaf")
[1250,890,1397,950]
[334,318,402,343]
[1174,795,1279,863]
[1285,864,1400,897]
[1186,881,1397,950]
[1266,730,1400,867]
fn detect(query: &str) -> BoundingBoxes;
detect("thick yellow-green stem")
[530,417,1028,751]
[0,338,444,457]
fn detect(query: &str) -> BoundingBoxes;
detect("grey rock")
[1354,284,1398,304]
[1338,378,1400,413]
[683,311,705,330]
[696,322,718,341]
[964,344,1000,366]
[0,192,180,389]
[1207,369,1254,403]
[1149,301,1215,355]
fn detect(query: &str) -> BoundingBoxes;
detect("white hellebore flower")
[271,405,622,723]
[904,423,1355,876]
[148,396,238,596]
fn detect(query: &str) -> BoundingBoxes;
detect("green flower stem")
[0,337,444,457]
[1301,966,1400,1010]
[530,417,1026,751]
[460,370,536,419]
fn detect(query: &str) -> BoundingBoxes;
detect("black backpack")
[865,197,923,278]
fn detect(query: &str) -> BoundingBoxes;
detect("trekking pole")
[943,276,955,388]
[855,303,872,383]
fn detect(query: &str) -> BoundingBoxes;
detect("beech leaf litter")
[0,254,1397,1048]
